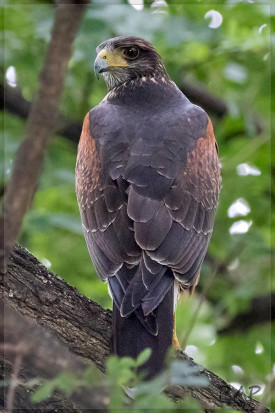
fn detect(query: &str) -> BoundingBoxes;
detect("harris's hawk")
[75,36,221,378]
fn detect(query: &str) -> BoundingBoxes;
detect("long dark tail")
[111,283,174,379]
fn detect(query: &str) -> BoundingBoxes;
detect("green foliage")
[29,349,207,410]
[31,365,100,403]
[106,348,209,410]
[32,372,77,403]
[106,353,139,409]
[2,0,274,410]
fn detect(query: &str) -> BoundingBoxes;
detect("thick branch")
[2,79,230,148]
[180,79,263,135]
[2,245,270,413]
[180,80,227,118]
[1,303,109,411]
[1,74,263,151]
[219,293,274,335]
[2,76,231,125]
[0,83,82,144]
[0,1,89,266]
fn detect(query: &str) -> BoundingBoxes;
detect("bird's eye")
[124,47,139,60]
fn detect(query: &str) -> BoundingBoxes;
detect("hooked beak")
[94,54,109,80]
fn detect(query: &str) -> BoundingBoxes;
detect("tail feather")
[111,283,174,379]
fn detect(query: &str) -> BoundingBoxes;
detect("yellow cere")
[97,48,129,67]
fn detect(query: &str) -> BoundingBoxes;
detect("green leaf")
[53,371,77,396]
[119,356,137,369]
[81,365,99,387]
[109,386,125,411]
[106,355,120,383]
[31,371,77,403]
[31,381,55,403]
[136,348,152,367]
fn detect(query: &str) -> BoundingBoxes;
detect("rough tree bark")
[1,245,270,413]
[0,1,89,267]
[1,303,109,411]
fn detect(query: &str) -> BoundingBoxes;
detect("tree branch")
[2,78,231,148]
[1,303,109,411]
[180,80,228,118]
[2,76,231,126]
[1,74,263,152]
[1,245,270,413]
[0,83,82,144]
[0,1,89,266]
[179,79,263,136]
[219,293,274,335]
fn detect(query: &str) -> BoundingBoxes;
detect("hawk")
[76,36,221,378]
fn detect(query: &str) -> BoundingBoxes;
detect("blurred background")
[2,0,273,407]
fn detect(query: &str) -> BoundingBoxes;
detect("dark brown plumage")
[76,36,221,378]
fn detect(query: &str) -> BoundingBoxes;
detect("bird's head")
[94,36,167,90]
